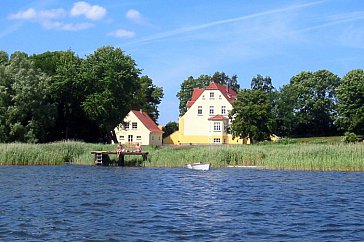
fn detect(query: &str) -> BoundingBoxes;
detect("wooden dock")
[91,151,149,166]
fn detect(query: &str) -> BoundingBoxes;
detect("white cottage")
[114,110,163,146]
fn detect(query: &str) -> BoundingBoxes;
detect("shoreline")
[0,141,363,172]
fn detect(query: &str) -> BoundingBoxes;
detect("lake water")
[1,165,363,241]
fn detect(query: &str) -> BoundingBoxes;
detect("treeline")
[177,70,364,143]
[0,46,163,143]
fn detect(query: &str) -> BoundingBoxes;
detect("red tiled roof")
[131,110,163,133]
[186,82,237,108]
[208,115,229,121]
[186,88,204,108]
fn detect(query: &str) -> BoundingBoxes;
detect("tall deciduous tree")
[229,75,274,143]
[229,89,273,143]
[1,52,56,142]
[276,70,341,137]
[336,69,364,135]
[79,46,140,143]
[133,75,164,121]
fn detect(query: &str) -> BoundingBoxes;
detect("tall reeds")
[0,141,363,171]
[147,143,364,171]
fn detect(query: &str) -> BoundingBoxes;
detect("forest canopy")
[0,47,163,143]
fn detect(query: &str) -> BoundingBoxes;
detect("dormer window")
[209,92,214,99]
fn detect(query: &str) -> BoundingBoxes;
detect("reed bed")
[147,143,364,171]
[0,141,114,165]
[0,141,363,171]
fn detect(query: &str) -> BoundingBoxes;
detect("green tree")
[229,75,274,143]
[336,69,364,135]
[133,75,164,121]
[277,70,341,137]
[0,51,9,64]
[1,52,56,142]
[229,89,273,143]
[162,121,178,138]
[79,46,140,143]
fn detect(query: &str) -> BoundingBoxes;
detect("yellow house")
[164,82,246,145]
[114,110,163,146]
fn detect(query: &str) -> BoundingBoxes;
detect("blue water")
[0,166,363,241]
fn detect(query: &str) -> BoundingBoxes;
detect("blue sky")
[1,0,364,125]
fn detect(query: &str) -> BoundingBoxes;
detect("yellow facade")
[163,84,248,145]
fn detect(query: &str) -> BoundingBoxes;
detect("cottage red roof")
[131,110,163,133]
[186,82,237,108]
[208,115,229,121]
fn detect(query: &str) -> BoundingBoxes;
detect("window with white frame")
[132,122,137,130]
[136,136,141,140]
[221,106,226,115]
[213,122,221,131]
[209,92,215,99]
[120,136,124,140]
[213,138,221,144]
[197,106,202,115]
[209,106,214,115]
[124,123,129,130]
[128,135,133,142]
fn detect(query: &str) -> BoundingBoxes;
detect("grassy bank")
[0,141,363,171]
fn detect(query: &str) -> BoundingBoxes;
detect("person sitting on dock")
[135,143,141,152]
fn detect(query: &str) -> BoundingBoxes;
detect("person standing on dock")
[117,144,123,157]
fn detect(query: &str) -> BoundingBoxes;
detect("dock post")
[117,154,125,166]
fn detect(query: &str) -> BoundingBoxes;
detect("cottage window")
[136,136,141,140]
[213,122,221,131]
[124,123,129,130]
[132,122,137,130]
[213,138,221,144]
[221,106,226,115]
[120,136,124,140]
[197,106,202,115]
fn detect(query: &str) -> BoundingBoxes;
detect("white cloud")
[126,9,151,26]
[108,29,135,38]
[8,3,100,31]
[71,1,106,20]
[126,9,142,22]
[9,8,66,20]
[42,21,93,31]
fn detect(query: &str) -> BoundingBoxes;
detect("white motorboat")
[186,163,211,171]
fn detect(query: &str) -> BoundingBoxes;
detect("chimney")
[140,109,143,114]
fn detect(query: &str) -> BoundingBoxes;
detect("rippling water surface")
[1,165,364,241]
